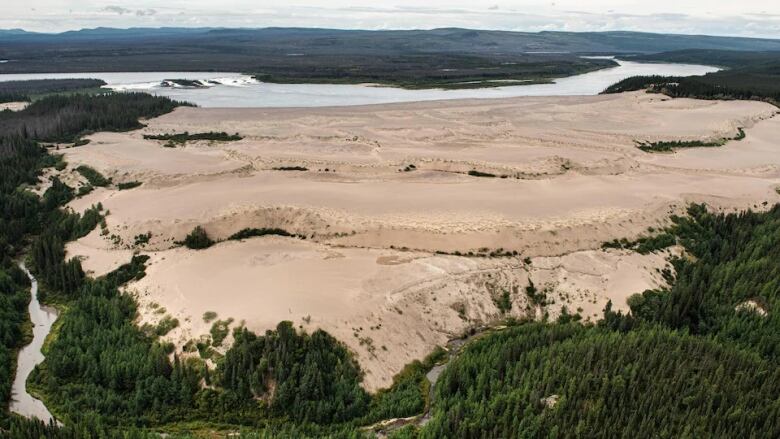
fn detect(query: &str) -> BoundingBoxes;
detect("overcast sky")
[3,1,780,38]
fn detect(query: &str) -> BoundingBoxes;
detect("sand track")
[59,91,780,390]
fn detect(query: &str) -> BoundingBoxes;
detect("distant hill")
[0,28,778,85]
[1,27,779,53]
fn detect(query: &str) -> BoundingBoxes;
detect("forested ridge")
[0,79,107,104]
[0,92,188,143]
[604,50,780,106]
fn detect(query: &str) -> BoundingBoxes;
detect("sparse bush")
[75,165,111,187]
[184,226,214,249]
[203,311,218,323]
[117,181,142,190]
[210,318,234,347]
[228,227,295,240]
[468,170,496,178]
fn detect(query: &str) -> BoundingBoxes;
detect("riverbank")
[9,264,58,424]
[0,59,719,107]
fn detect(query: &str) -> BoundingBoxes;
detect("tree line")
[0,79,107,104]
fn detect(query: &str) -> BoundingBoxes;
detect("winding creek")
[10,263,58,424]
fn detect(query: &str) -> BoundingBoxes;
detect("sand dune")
[60,91,780,390]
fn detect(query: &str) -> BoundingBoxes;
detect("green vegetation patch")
[117,181,142,190]
[183,226,214,250]
[0,78,107,103]
[202,311,218,323]
[467,170,496,178]
[606,203,780,359]
[133,232,152,247]
[0,93,189,144]
[635,138,725,153]
[209,318,234,347]
[152,315,180,337]
[422,323,780,438]
[75,184,93,198]
[635,128,745,153]
[602,232,677,254]
[272,166,308,171]
[605,50,780,108]
[144,131,242,147]
[227,227,297,241]
[75,165,111,187]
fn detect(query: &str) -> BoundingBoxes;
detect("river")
[0,59,718,108]
[10,263,58,424]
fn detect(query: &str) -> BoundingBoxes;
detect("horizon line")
[1,26,779,41]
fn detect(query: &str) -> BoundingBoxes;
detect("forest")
[0,79,106,103]
[2,76,780,437]
[604,50,780,106]
[393,204,780,438]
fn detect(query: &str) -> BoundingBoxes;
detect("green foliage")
[219,322,370,424]
[494,289,512,314]
[421,323,780,438]
[0,91,185,427]
[0,265,31,421]
[602,232,676,254]
[133,232,152,247]
[31,265,202,427]
[75,165,111,187]
[202,311,217,323]
[183,226,214,250]
[77,184,94,197]
[143,131,242,147]
[272,166,308,171]
[228,228,296,241]
[636,138,725,153]
[363,347,447,425]
[103,255,150,286]
[0,79,106,103]
[117,181,142,190]
[209,318,234,347]
[3,416,168,439]
[604,52,780,107]
[467,170,496,178]
[154,316,180,337]
[0,92,190,143]
[613,204,780,360]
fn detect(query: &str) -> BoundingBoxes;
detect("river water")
[0,59,718,108]
[10,263,58,424]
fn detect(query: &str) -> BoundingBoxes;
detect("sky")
[3,1,780,38]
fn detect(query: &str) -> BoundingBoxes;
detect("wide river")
[0,59,718,108]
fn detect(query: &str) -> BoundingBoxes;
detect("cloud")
[2,3,779,38]
[101,6,133,15]
[136,9,157,17]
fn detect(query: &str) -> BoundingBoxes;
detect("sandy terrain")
[130,237,671,390]
[0,101,28,111]
[60,91,780,390]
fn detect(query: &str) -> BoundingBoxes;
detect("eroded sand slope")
[59,91,780,390]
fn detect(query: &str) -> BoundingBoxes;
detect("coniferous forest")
[1,82,780,438]
[603,50,780,106]
[0,79,107,104]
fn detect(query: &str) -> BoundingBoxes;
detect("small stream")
[10,263,58,424]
